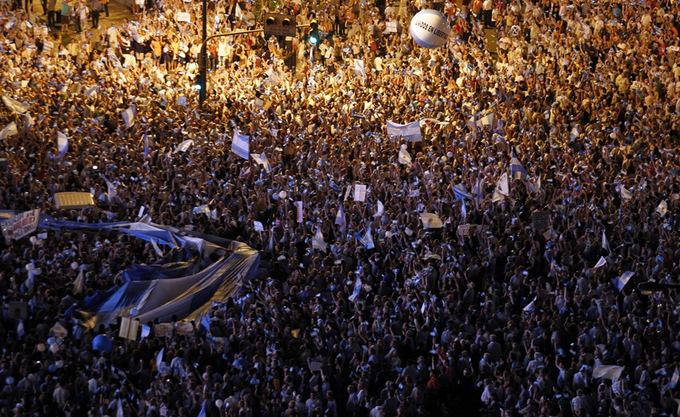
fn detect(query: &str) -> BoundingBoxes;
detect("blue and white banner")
[386,120,422,141]
[231,130,249,160]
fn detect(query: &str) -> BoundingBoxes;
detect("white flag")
[253,221,264,232]
[0,121,18,140]
[593,256,607,269]
[374,200,384,217]
[121,105,136,128]
[2,95,30,114]
[593,365,624,381]
[614,271,634,291]
[492,173,509,202]
[174,139,194,153]
[656,200,668,217]
[398,146,412,165]
[619,185,633,201]
[231,130,249,160]
[353,59,366,78]
[312,228,328,253]
[353,184,367,202]
[57,131,69,157]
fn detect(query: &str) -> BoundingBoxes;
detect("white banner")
[1,209,40,241]
[386,120,422,141]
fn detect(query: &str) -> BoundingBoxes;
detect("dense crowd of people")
[1,0,679,416]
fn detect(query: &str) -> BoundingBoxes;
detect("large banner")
[1,209,40,240]
[386,120,422,141]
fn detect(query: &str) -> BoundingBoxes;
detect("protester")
[0,0,679,416]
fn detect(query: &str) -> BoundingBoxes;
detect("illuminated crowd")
[0,0,679,416]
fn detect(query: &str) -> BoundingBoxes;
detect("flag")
[200,315,211,334]
[117,399,124,417]
[593,256,607,269]
[656,200,668,217]
[140,324,151,339]
[73,267,85,294]
[234,2,243,19]
[253,221,264,232]
[312,228,328,253]
[0,121,18,140]
[103,176,117,201]
[453,183,472,201]
[614,271,634,291]
[2,95,29,114]
[398,146,412,165]
[619,185,633,201]
[348,277,362,302]
[150,239,164,256]
[335,205,346,235]
[143,134,150,159]
[231,130,249,160]
[57,131,69,157]
[473,175,483,207]
[387,121,422,141]
[668,367,680,391]
[251,153,272,172]
[356,225,375,250]
[197,400,206,417]
[510,152,528,180]
[353,59,366,78]
[593,365,624,381]
[121,105,136,128]
[492,173,509,202]
[523,296,536,312]
[374,200,384,217]
[174,139,194,153]
[460,199,467,221]
[156,348,164,370]
[602,229,611,252]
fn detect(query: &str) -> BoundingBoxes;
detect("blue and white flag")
[460,199,467,221]
[473,175,483,207]
[232,130,249,160]
[523,296,537,312]
[197,401,207,417]
[398,145,412,165]
[200,314,211,334]
[387,120,422,141]
[593,256,607,269]
[510,152,528,180]
[335,204,346,235]
[156,348,164,370]
[453,183,472,201]
[251,152,271,172]
[117,399,124,417]
[614,271,634,291]
[57,131,69,158]
[348,277,362,302]
[602,229,611,252]
[103,176,117,201]
[356,225,375,250]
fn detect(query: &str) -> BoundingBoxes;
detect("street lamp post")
[197,22,309,107]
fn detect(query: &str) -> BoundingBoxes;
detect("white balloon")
[409,9,451,49]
